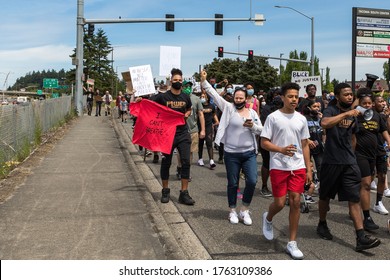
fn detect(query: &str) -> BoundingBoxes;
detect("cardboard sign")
[159,46,181,76]
[129,65,156,97]
[291,75,322,98]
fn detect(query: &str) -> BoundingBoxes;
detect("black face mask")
[171,81,182,90]
[234,101,246,110]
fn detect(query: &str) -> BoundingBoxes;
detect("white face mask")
[261,101,266,106]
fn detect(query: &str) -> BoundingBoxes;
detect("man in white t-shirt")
[260,82,312,260]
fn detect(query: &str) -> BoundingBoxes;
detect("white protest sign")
[291,71,309,80]
[159,46,181,76]
[291,75,322,98]
[129,65,155,97]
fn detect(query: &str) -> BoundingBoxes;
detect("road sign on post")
[43,78,59,89]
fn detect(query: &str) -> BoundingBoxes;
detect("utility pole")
[75,0,84,116]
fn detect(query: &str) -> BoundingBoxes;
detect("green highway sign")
[37,90,43,95]
[43,78,59,89]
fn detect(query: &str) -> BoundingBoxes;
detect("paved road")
[0,114,389,260]
[119,117,390,260]
[0,115,184,259]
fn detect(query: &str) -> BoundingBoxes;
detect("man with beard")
[316,83,381,252]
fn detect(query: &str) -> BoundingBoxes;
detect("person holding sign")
[137,68,194,205]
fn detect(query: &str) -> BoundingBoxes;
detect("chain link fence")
[0,96,72,169]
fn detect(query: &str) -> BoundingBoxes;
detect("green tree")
[193,57,278,91]
[68,28,118,94]
[324,67,334,93]
[280,50,320,84]
[384,60,389,84]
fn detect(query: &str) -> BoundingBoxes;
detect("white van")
[17,96,30,104]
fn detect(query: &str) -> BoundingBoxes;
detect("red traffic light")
[248,50,254,60]
[218,47,224,58]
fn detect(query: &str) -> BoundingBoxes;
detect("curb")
[112,116,211,260]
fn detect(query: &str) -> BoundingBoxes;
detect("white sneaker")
[384,188,390,198]
[229,210,239,224]
[239,210,252,226]
[262,212,273,240]
[286,241,304,260]
[370,181,377,190]
[197,159,204,166]
[373,201,389,215]
[209,159,216,169]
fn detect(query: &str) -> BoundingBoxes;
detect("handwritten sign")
[291,71,310,79]
[159,46,181,76]
[291,75,322,98]
[129,65,155,97]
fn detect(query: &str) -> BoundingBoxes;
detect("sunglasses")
[234,87,247,93]
[359,93,373,98]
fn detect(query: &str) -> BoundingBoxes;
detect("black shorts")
[259,145,270,170]
[376,155,388,175]
[356,155,375,178]
[320,164,361,202]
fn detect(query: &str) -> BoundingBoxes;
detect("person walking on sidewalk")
[316,82,381,252]
[104,90,113,116]
[94,89,103,116]
[201,70,263,226]
[260,82,312,260]
[137,68,195,205]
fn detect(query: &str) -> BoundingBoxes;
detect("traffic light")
[248,50,254,61]
[87,24,94,36]
[218,47,224,58]
[215,14,223,35]
[166,14,174,32]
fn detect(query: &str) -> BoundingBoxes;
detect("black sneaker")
[356,235,381,251]
[317,222,333,240]
[260,187,272,197]
[161,188,170,203]
[179,190,195,205]
[152,154,159,163]
[363,217,380,231]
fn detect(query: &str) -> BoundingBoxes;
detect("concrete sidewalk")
[0,115,189,259]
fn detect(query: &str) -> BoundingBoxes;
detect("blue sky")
[1,0,389,88]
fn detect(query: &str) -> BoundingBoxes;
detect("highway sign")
[43,78,59,89]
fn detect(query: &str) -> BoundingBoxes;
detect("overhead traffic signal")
[87,24,94,36]
[248,50,254,60]
[215,14,223,35]
[166,14,175,31]
[218,47,224,58]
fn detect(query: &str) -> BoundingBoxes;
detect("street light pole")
[279,53,284,85]
[275,5,314,76]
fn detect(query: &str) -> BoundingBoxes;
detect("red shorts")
[269,169,306,198]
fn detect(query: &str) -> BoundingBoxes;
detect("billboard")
[354,7,390,58]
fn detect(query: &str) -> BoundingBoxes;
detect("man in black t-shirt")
[317,83,381,252]
[297,84,324,113]
[139,68,194,205]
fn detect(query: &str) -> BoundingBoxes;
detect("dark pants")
[224,150,258,208]
[161,132,191,180]
[95,101,102,116]
[198,126,213,159]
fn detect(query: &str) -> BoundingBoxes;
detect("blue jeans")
[224,150,258,208]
